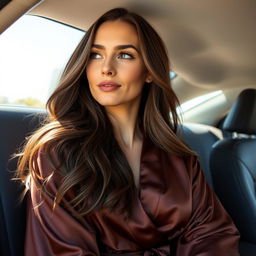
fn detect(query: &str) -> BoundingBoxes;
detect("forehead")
[94,20,139,46]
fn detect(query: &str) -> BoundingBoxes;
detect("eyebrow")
[92,44,139,52]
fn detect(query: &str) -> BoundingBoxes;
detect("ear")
[145,74,153,83]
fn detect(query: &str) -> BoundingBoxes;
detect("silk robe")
[25,136,240,255]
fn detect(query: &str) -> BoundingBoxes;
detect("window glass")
[178,90,223,114]
[0,15,85,107]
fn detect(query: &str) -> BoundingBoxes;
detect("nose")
[101,58,116,77]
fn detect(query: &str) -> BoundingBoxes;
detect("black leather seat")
[0,106,45,256]
[178,123,223,189]
[210,89,256,249]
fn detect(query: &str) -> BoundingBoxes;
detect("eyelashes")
[118,52,134,59]
[89,51,135,60]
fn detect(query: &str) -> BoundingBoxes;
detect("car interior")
[0,0,256,255]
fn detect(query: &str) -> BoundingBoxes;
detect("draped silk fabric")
[25,136,240,255]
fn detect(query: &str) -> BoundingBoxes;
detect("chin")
[93,96,122,107]
[99,102,122,107]
[95,99,121,107]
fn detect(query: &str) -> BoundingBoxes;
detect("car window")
[0,15,85,108]
[177,90,228,124]
[180,90,223,113]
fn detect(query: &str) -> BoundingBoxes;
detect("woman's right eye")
[89,52,102,59]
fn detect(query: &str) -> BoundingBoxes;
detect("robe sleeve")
[176,156,240,256]
[25,151,100,256]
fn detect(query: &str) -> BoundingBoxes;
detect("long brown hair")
[16,8,194,218]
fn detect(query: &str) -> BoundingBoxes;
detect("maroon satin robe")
[25,136,240,255]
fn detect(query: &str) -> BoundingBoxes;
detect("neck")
[105,103,142,149]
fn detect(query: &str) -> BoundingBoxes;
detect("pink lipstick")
[98,81,121,92]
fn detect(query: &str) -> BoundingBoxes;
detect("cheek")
[120,63,146,85]
[85,65,97,100]
[86,63,99,93]
[86,63,95,83]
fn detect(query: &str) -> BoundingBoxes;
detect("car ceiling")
[1,0,256,102]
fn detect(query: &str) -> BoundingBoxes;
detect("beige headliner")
[0,0,42,32]
[28,0,256,91]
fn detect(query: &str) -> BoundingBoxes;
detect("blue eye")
[118,52,134,59]
[90,52,102,59]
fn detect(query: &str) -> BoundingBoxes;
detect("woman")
[16,8,240,256]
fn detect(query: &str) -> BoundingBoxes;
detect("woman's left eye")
[118,52,134,59]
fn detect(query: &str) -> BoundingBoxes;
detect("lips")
[97,81,121,92]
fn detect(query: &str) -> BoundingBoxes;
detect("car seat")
[0,106,45,256]
[210,89,256,246]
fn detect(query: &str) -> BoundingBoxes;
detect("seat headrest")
[223,88,256,135]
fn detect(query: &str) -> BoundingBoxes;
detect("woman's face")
[86,20,151,108]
